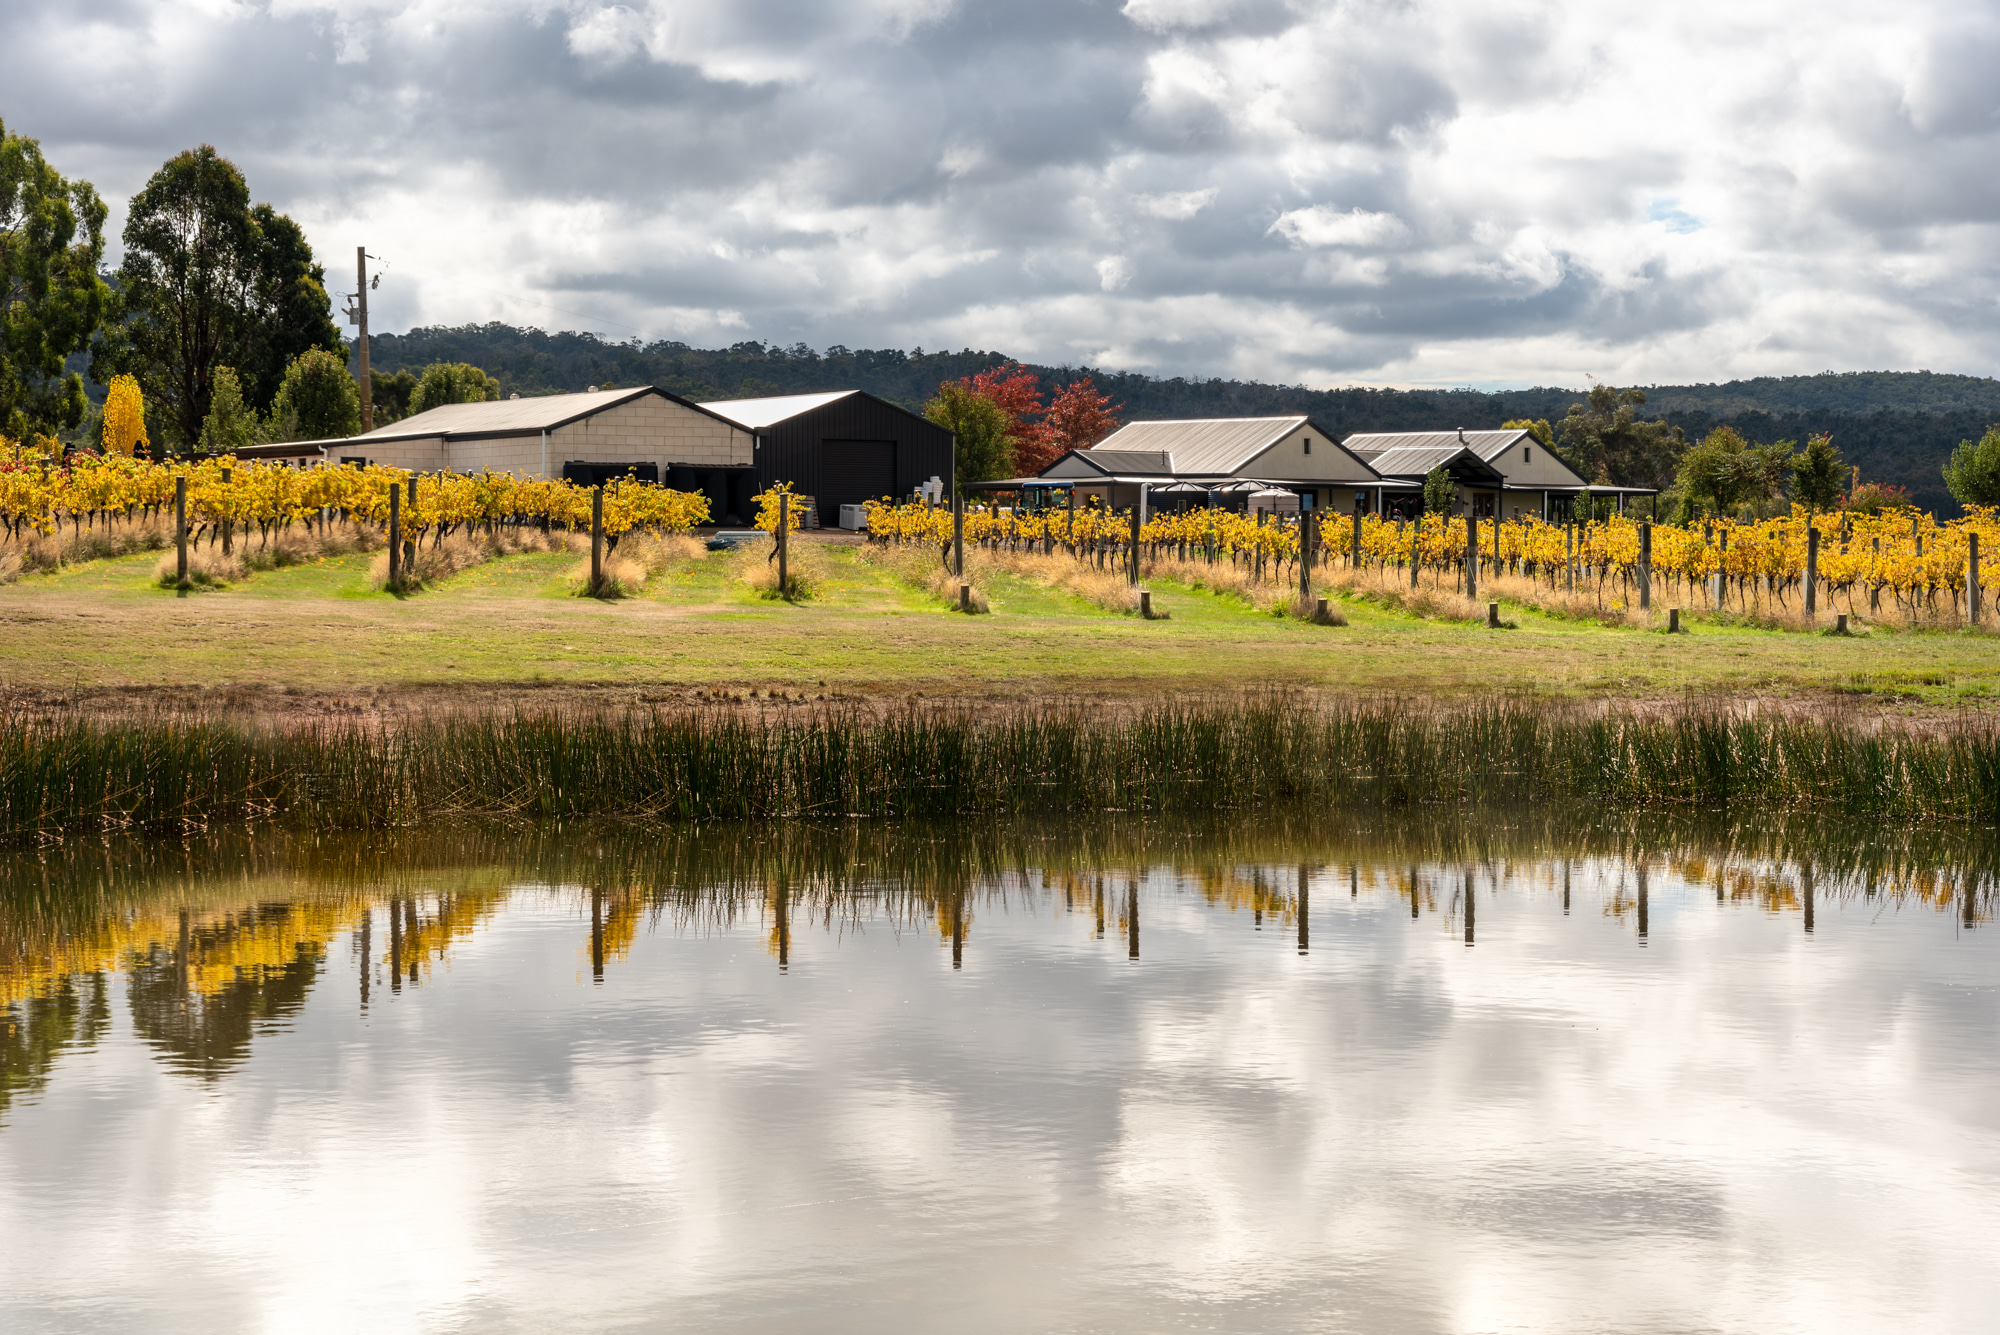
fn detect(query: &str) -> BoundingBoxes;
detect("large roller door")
[817,440,897,526]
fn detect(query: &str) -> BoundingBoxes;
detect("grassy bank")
[6,696,2000,840]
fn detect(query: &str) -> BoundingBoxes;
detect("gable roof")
[1360,445,1506,486]
[1068,416,1379,481]
[1346,428,1587,486]
[268,385,742,453]
[697,390,858,429]
[1042,448,1175,478]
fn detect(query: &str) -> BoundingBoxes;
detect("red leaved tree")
[956,362,1053,476]
[1042,377,1122,461]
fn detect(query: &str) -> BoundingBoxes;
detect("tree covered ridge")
[355,324,1995,513]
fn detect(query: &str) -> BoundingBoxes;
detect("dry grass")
[1140,553,1345,624]
[734,531,837,603]
[2,517,174,583]
[568,532,707,599]
[374,526,580,594]
[969,547,1152,616]
[854,540,991,612]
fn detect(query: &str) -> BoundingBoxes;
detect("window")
[1524,446,1532,463]
[1303,436,1312,454]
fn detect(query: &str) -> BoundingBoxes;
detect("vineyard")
[0,452,711,556]
[863,499,2000,624]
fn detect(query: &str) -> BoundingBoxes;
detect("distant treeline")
[356,325,2000,514]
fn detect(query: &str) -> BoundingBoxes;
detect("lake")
[3,815,1996,1333]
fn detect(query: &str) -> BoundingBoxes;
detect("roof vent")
[587,385,599,393]
[1456,426,1465,442]
[510,393,520,400]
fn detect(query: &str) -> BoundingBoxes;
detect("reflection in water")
[2,812,1997,1332]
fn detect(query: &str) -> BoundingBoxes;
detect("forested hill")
[357,324,2000,513]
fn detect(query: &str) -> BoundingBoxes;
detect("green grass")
[8,696,2000,840]
[3,538,2000,706]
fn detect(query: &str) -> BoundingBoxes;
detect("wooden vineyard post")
[591,484,606,594]
[1715,527,1728,612]
[1465,511,1478,600]
[1871,536,1882,613]
[1409,519,1419,589]
[219,467,233,555]
[1299,512,1314,598]
[1565,517,1575,593]
[953,492,965,579]
[387,483,402,590]
[1805,525,1819,622]
[1669,608,1681,633]
[1139,589,1153,619]
[405,474,418,574]
[1487,601,1499,629]
[174,475,187,587]
[777,491,789,598]
[1127,497,1140,586]
[1639,519,1652,611]
[1960,527,1976,627]
[1351,495,1364,572]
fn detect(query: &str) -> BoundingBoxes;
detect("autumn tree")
[269,348,360,440]
[0,118,110,438]
[407,361,502,415]
[954,362,1053,473]
[101,373,147,457]
[1041,377,1122,464]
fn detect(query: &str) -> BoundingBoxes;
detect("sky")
[8,0,2000,389]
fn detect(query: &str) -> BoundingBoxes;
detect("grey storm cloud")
[6,0,2000,387]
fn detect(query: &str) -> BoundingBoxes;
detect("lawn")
[1,533,1996,714]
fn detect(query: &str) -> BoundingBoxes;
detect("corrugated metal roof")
[1072,449,1175,475]
[698,391,857,428]
[336,386,659,443]
[1087,417,1307,474]
[1344,428,1531,462]
[1363,445,1505,481]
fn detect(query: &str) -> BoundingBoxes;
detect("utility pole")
[347,247,374,432]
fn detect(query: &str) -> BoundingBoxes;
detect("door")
[818,440,897,526]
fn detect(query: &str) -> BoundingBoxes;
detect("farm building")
[1342,428,1658,520]
[246,385,766,517]
[1001,416,1381,512]
[697,391,956,529]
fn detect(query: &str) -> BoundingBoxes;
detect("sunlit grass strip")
[6,699,2000,839]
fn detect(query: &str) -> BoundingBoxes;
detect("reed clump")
[6,697,2000,842]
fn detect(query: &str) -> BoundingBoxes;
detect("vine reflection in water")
[2,812,1996,1333]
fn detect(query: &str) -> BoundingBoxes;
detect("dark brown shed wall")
[754,394,955,526]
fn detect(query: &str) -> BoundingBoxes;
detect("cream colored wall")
[1484,437,1585,488]
[1246,427,1378,484]
[327,436,448,471]
[370,396,754,479]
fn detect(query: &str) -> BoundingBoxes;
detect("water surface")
[3,816,1996,1333]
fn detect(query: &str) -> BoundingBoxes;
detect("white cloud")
[6,0,2000,387]
[1268,206,1411,249]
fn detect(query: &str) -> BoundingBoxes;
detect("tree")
[1944,427,2000,508]
[1501,418,1553,448]
[1791,432,1843,513]
[197,367,262,454]
[269,348,360,440]
[955,362,1054,473]
[407,361,501,415]
[0,118,109,438]
[923,381,1012,490]
[97,145,336,448]
[1422,464,1456,514]
[370,368,418,424]
[101,374,147,457]
[1676,426,1752,516]
[236,205,343,414]
[1845,481,1913,515]
[1555,385,1685,488]
[1042,378,1122,466]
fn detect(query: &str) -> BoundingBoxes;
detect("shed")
[241,385,754,497]
[698,391,956,528]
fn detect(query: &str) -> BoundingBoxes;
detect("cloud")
[1269,206,1411,249]
[4,0,2000,387]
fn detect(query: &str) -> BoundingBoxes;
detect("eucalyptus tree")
[0,118,109,438]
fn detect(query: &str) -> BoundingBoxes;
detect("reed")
[6,697,2000,841]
